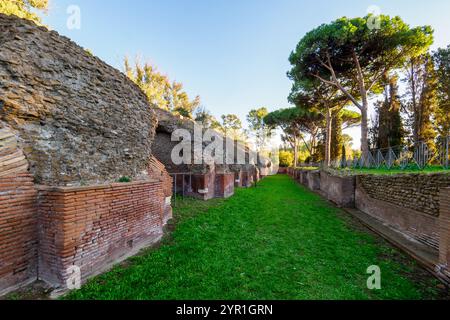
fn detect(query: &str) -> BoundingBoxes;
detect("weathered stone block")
[320,171,356,207]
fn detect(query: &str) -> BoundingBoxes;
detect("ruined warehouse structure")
[0,14,172,294]
[151,108,264,200]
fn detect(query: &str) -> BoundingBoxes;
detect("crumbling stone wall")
[358,173,450,217]
[0,14,157,186]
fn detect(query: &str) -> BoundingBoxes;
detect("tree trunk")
[360,99,370,156]
[293,136,298,168]
[410,60,419,145]
[352,49,370,156]
[325,108,332,168]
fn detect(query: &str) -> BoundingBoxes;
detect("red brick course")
[148,156,173,223]
[0,173,38,294]
[214,173,235,198]
[36,179,167,289]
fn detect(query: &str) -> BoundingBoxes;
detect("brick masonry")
[214,173,235,198]
[0,173,38,294]
[36,179,166,289]
[148,156,173,224]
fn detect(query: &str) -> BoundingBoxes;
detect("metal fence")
[327,136,450,171]
[169,172,194,207]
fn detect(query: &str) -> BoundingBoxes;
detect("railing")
[169,172,193,207]
[327,136,450,171]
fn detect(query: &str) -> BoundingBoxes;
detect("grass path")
[65,175,441,300]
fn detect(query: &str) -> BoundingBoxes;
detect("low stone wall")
[0,173,38,295]
[287,167,450,281]
[300,171,308,186]
[242,171,255,188]
[356,178,440,249]
[0,171,171,295]
[233,170,243,187]
[306,171,321,191]
[357,174,450,218]
[439,188,450,279]
[215,173,235,198]
[319,172,356,208]
[37,179,166,289]
[176,172,215,200]
[278,167,287,174]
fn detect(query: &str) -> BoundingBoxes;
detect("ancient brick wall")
[148,156,173,223]
[37,180,166,288]
[358,174,450,217]
[0,173,38,294]
[0,128,38,294]
[214,173,235,198]
[0,14,157,186]
[438,188,450,281]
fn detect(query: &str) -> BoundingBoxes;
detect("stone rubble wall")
[0,14,157,186]
[357,174,450,217]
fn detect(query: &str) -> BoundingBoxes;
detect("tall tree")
[434,46,450,137]
[288,15,433,156]
[221,114,243,141]
[194,107,222,130]
[265,107,322,167]
[0,0,48,24]
[247,108,273,152]
[330,109,361,160]
[289,82,350,167]
[124,58,200,118]
[170,81,201,118]
[403,54,438,151]
[376,74,404,149]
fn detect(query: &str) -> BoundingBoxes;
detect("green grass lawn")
[334,166,449,175]
[64,175,443,300]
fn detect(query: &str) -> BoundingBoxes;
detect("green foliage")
[0,0,48,24]
[117,176,132,183]
[337,166,448,175]
[404,54,437,152]
[374,74,405,148]
[247,107,273,151]
[341,144,347,167]
[219,114,245,141]
[124,58,200,118]
[433,46,450,136]
[331,113,343,161]
[288,14,434,154]
[194,107,222,130]
[278,150,294,167]
[63,176,440,300]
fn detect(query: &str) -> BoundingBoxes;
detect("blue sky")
[43,0,450,148]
